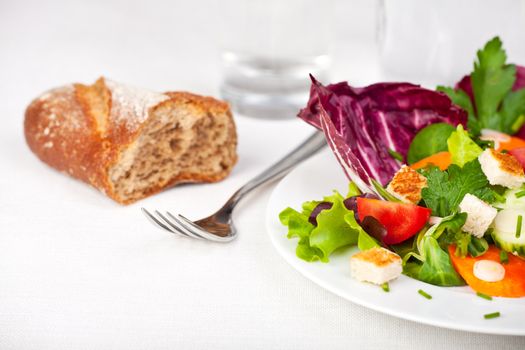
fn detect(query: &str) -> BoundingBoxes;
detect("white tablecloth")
[1,1,524,349]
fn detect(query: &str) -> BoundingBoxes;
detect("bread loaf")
[24,77,238,204]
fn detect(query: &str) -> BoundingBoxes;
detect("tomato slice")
[509,147,525,171]
[356,198,431,245]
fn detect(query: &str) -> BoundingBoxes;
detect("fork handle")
[224,131,327,211]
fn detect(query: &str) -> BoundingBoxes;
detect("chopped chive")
[511,114,525,133]
[515,190,525,198]
[381,282,390,292]
[418,289,432,300]
[500,250,509,264]
[388,149,404,162]
[516,215,523,238]
[484,312,500,319]
[476,292,493,300]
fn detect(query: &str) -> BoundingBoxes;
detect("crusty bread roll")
[24,77,237,204]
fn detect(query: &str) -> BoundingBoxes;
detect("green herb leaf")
[437,86,480,135]
[471,37,516,131]
[407,123,455,164]
[447,124,483,167]
[420,160,494,217]
[439,37,525,135]
[381,282,390,292]
[500,89,525,134]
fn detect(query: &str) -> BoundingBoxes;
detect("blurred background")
[1,0,378,122]
[3,0,525,121]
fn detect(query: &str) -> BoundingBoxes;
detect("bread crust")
[24,78,237,204]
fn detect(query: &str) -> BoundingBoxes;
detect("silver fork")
[141,131,327,242]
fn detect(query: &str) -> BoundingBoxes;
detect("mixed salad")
[280,37,525,301]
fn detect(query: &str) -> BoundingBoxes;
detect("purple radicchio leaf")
[298,75,467,191]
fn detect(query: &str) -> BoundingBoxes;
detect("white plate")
[266,149,525,335]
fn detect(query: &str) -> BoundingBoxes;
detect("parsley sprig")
[419,159,495,217]
[438,37,525,136]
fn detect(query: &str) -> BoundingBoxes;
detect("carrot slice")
[497,136,525,151]
[448,245,525,298]
[410,151,451,171]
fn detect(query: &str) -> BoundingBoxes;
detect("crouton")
[387,165,427,204]
[478,149,525,189]
[458,193,497,238]
[350,247,402,285]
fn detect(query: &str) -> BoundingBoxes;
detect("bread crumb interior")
[108,103,233,201]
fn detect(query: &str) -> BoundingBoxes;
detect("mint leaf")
[471,37,516,130]
[420,160,494,216]
[447,124,483,167]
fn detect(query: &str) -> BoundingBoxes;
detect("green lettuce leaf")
[401,215,466,286]
[279,183,368,262]
[279,207,314,239]
[447,124,483,167]
[309,198,359,262]
[417,236,465,286]
[347,182,361,197]
[296,237,324,262]
[344,213,380,251]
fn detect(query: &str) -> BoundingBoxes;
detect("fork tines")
[141,208,231,242]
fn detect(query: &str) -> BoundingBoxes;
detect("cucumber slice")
[493,187,525,210]
[492,208,525,257]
